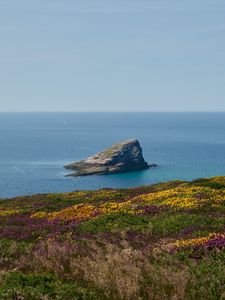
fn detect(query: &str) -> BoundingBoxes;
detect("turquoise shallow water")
[1,112,225,198]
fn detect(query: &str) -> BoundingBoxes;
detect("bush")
[0,271,106,300]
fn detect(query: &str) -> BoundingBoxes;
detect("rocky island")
[65,139,156,176]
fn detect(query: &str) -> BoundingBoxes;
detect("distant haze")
[0,0,225,112]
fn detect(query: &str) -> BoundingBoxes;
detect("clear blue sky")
[0,0,225,112]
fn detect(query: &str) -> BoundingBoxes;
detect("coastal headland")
[0,176,224,299]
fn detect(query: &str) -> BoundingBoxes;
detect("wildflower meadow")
[0,177,224,299]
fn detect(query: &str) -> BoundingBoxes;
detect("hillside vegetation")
[0,177,225,299]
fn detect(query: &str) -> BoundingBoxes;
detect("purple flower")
[0,214,79,241]
[135,205,165,215]
[204,235,225,251]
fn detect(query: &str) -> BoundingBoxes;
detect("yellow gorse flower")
[30,184,225,221]
[174,237,209,248]
[30,211,49,219]
[31,201,135,221]
[133,186,225,209]
[173,233,225,249]
[48,204,98,221]
[0,209,20,217]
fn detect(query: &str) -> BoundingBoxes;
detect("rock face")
[65,139,156,177]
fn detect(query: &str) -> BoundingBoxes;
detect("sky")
[0,0,225,112]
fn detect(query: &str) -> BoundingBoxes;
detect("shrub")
[0,271,106,300]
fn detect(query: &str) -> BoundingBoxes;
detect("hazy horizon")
[1,111,225,113]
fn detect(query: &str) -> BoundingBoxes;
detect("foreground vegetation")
[0,176,225,299]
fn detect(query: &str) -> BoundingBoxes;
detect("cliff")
[64,139,156,176]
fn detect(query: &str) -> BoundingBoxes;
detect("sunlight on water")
[0,112,225,198]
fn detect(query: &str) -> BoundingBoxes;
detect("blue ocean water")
[0,112,225,198]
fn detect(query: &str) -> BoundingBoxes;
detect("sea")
[1,112,225,198]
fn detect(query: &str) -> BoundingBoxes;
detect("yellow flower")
[48,204,99,221]
[0,209,20,217]
[30,182,225,222]
[174,237,209,248]
[30,211,49,219]
[133,186,225,209]
[172,232,225,249]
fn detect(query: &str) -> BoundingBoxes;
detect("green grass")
[0,272,106,300]
[0,176,224,299]
[78,212,152,233]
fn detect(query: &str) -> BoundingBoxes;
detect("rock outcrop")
[64,139,156,177]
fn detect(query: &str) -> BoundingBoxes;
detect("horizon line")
[0,111,225,113]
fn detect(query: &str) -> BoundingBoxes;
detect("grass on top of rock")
[0,176,225,299]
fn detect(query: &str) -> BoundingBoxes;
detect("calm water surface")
[1,112,225,198]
